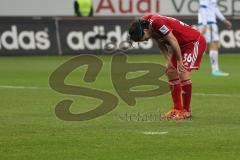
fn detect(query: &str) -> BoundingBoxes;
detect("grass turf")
[0,54,240,160]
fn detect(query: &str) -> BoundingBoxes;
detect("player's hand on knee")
[165,62,176,74]
[177,61,186,73]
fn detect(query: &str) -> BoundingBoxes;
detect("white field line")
[0,85,47,90]
[192,93,240,98]
[0,85,240,98]
[143,131,168,135]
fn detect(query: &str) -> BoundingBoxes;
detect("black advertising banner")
[0,17,58,55]
[57,18,155,55]
[58,17,240,55]
[0,17,239,55]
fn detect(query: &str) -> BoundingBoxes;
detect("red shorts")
[171,35,206,72]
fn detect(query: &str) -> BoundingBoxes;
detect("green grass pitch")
[0,54,240,160]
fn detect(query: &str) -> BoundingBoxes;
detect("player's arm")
[199,0,208,33]
[151,18,185,72]
[213,5,232,29]
[164,32,185,72]
[154,39,171,61]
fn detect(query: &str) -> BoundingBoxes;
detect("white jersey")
[198,0,226,25]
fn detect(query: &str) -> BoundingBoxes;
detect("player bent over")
[128,14,206,120]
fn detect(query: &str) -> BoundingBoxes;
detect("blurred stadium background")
[0,0,240,160]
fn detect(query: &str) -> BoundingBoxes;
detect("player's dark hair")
[128,19,150,42]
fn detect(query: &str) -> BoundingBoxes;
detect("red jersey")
[142,14,201,47]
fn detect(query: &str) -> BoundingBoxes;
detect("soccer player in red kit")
[128,14,206,120]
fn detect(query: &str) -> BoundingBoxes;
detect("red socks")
[181,79,192,112]
[169,79,192,112]
[169,79,183,110]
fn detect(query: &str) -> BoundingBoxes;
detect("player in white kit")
[198,0,232,76]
